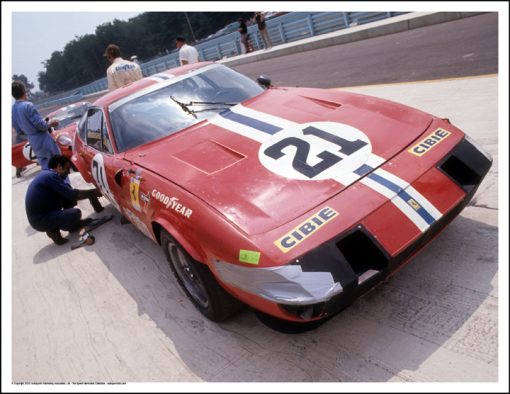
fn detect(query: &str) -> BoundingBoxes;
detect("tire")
[161,230,244,321]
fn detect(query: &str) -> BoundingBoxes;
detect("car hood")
[128,87,433,235]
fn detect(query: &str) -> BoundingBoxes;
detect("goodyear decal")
[151,189,192,218]
[408,128,451,157]
[275,207,338,253]
[130,177,141,212]
[239,249,260,265]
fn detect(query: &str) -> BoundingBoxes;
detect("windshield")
[109,65,264,152]
[54,103,90,129]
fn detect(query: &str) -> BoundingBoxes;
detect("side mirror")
[256,75,272,89]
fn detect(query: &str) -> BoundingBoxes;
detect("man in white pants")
[175,36,199,65]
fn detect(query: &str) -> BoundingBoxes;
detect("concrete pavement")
[7,75,502,388]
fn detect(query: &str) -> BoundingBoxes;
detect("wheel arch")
[152,217,206,263]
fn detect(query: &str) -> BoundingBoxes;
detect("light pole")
[184,12,197,43]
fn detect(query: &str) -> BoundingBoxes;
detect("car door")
[78,106,124,212]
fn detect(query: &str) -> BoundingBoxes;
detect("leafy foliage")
[12,74,34,92]
[38,12,253,94]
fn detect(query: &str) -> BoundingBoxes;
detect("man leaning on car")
[104,44,143,91]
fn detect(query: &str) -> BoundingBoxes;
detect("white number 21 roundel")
[258,122,372,180]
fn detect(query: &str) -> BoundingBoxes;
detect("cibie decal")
[259,122,372,180]
[408,128,451,157]
[275,207,338,253]
[151,189,192,218]
[91,153,120,210]
[22,143,37,162]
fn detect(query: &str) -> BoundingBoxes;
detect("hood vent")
[299,95,342,110]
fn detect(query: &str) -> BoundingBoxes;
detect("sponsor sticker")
[130,177,141,211]
[407,198,421,211]
[408,128,451,156]
[239,249,260,265]
[275,207,338,253]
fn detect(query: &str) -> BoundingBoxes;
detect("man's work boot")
[89,196,104,213]
[46,230,68,245]
[16,167,25,178]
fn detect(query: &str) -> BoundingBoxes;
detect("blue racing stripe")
[220,109,283,135]
[367,172,436,225]
[354,164,373,177]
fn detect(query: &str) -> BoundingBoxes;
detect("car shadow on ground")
[69,208,498,382]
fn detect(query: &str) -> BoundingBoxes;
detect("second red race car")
[12,101,90,177]
[71,62,492,329]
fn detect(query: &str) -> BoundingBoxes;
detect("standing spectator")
[175,36,199,65]
[12,81,60,171]
[237,17,254,54]
[104,44,143,91]
[25,155,103,245]
[12,127,28,178]
[254,12,272,49]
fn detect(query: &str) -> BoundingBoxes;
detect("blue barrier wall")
[36,11,405,109]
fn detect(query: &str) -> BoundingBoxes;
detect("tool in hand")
[70,231,95,250]
[70,214,114,250]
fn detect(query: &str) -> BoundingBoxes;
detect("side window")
[78,111,87,140]
[101,118,113,154]
[85,108,113,154]
[86,109,103,150]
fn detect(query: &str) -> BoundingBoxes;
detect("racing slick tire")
[161,230,244,321]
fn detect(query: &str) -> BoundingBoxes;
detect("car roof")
[94,62,214,109]
[47,101,90,118]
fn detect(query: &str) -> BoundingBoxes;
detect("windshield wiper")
[170,96,238,117]
[185,100,237,114]
[188,100,236,107]
[170,96,197,118]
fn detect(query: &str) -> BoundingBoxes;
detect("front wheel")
[161,230,244,321]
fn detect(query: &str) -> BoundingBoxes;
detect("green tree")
[37,12,256,93]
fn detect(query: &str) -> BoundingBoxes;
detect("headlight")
[56,134,73,146]
[213,259,343,305]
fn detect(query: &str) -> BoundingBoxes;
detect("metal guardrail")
[36,11,405,109]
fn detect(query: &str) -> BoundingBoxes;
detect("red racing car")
[12,101,90,176]
[72,62,492,328]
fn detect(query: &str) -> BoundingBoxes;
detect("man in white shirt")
[175,36,199,65]
[104,44,143,91]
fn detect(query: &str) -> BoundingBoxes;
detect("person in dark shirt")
[237,17,253,53]
[25,155,103,245]
[254,12,272,49]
